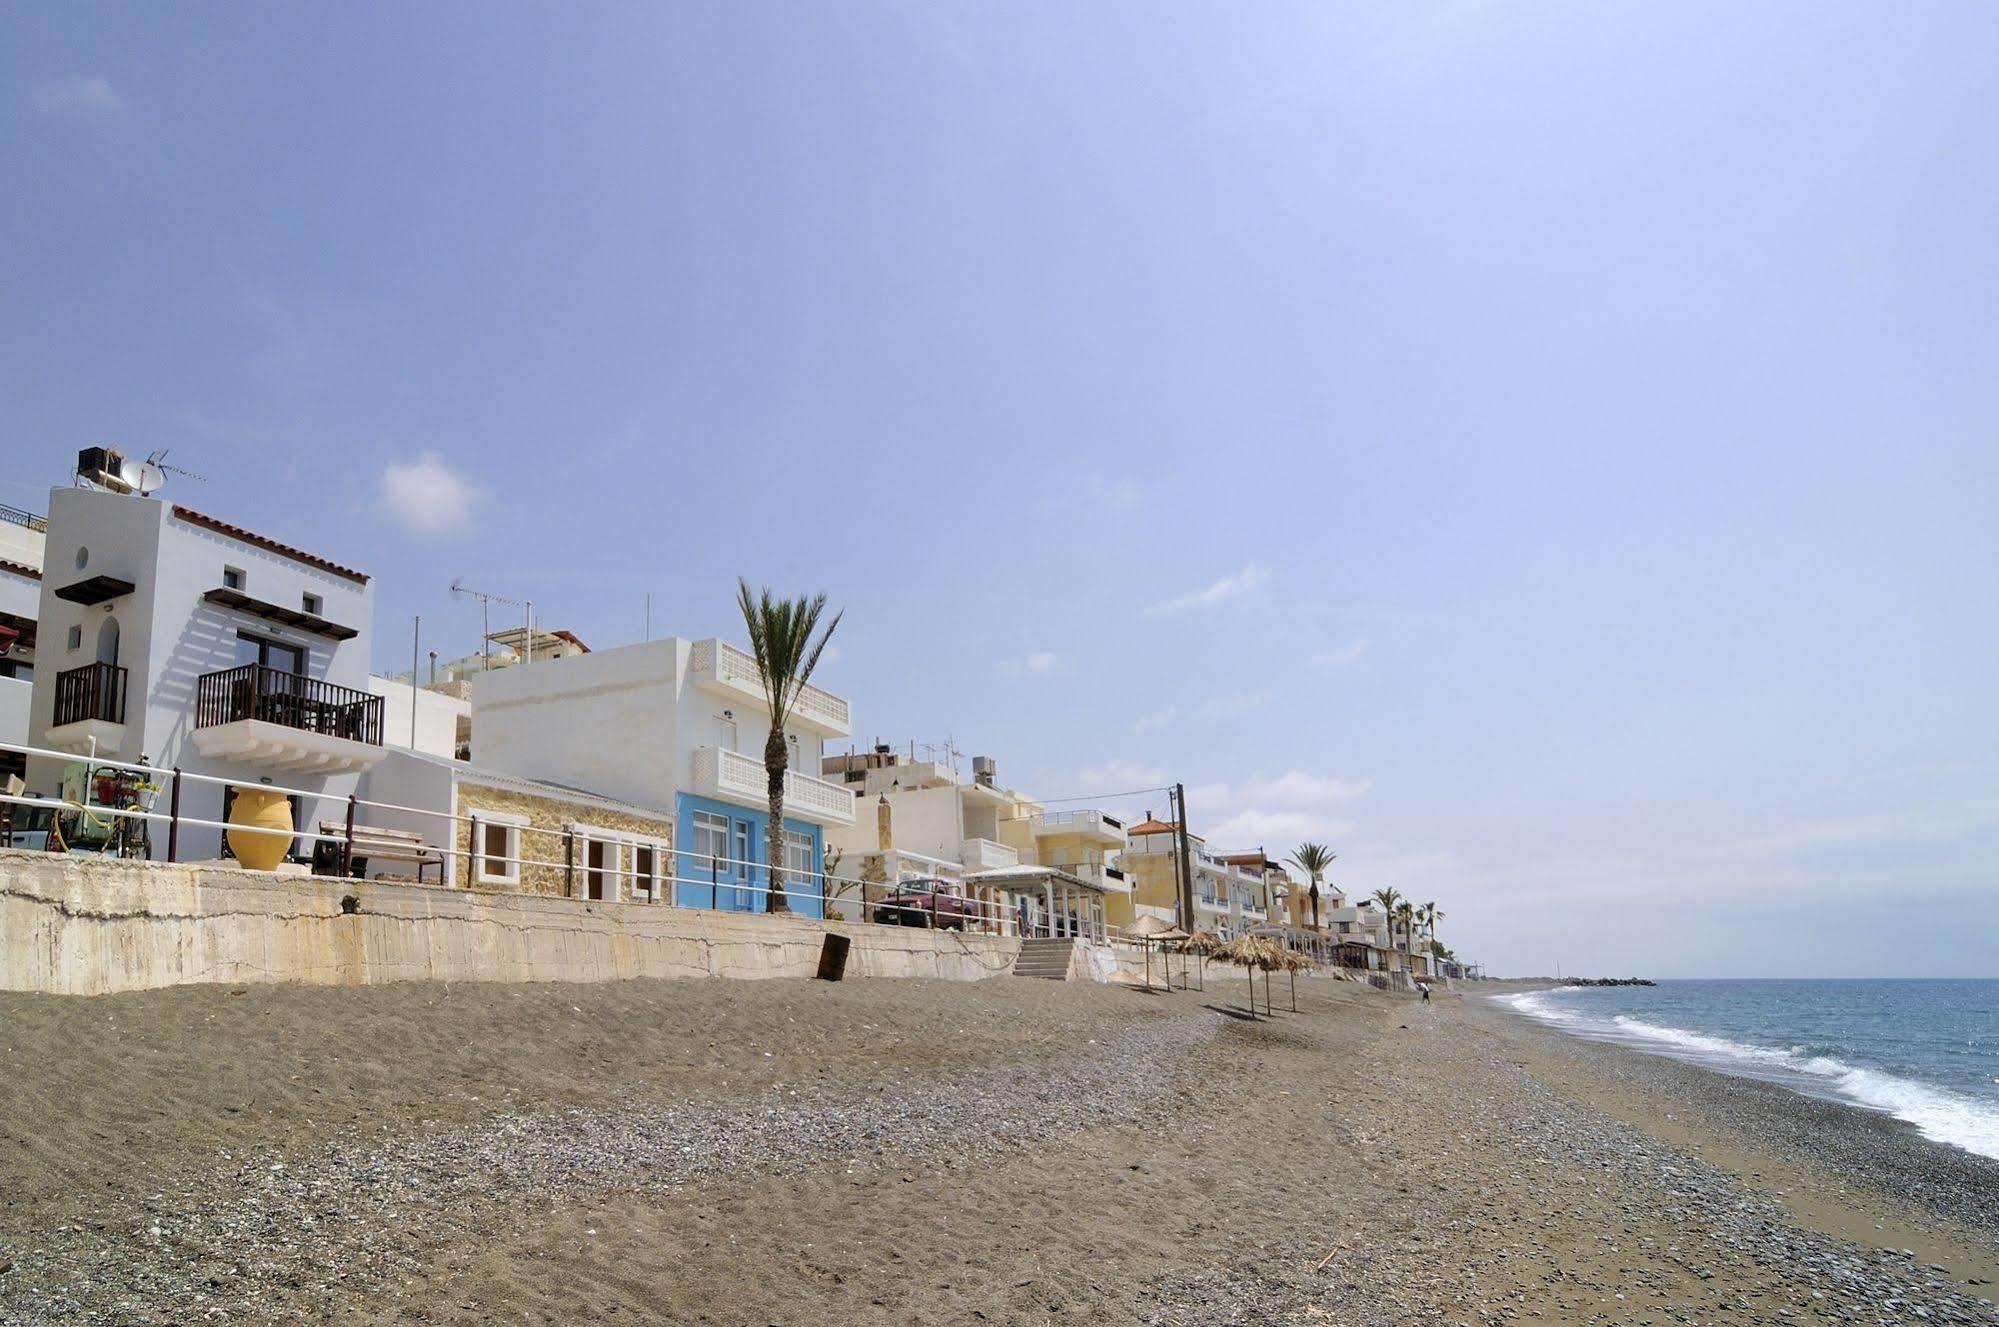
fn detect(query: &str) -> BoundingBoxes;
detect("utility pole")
[409,616,420,749]
[1171,781,1196,932]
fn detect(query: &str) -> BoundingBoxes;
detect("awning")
[202,586,360,640]
[52,575,135,605]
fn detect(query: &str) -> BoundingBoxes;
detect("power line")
[1030,785,1173,805]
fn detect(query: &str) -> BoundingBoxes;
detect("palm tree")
[1395,901,1416,971]
[736,579,842,915]
[1419,902,1443,958]
[1371,886,1402,969]
[1288,842,1336,932]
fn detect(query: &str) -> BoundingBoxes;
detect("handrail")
[195,663,384,745]
[53,661,127,726]
[0,739,1135,944]
[0,504,47,532]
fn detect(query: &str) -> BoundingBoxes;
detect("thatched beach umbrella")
[1216,934,1282,1018]
[1178,931,1223,992]
[1279,945,1313,1012]
[1128,916,1188,992]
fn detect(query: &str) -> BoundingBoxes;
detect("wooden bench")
[316,820,444,883]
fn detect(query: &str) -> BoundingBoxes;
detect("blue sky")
[5,3,1995,977]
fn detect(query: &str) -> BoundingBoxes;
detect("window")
[235,632,305,674]
[692,810,728,877]
[222,566,243,590]
[470,811,526,887]
[73,546,89,571]
[301,593,322,616]
[633,842,667,903]
[732,819,751,880]
[0,660,30,682]
[782,829,813,903]
[717,713,738,752]
[584,836,615,901]
[66,625,82,652]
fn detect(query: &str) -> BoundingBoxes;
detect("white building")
[0,502,46,786]
[469,635,857,916]
[21,478,385,861]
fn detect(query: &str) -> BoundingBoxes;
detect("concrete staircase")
[1012,937,1080,981]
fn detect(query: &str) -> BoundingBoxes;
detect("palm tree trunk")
[764,728,790,914]
[1309,881,1320,931]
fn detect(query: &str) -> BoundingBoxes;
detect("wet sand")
[0,973,1992,1324]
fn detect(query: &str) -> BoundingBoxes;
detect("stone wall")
[0,850,1022,997]
[449,782,675,900]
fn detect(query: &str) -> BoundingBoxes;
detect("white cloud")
[1206,808,1358,848]
[1197,689,1270,721]
[1144,563,1269,614]
[1311,639,1369,666]
[1132,705,1179,734]
[1074,758,1169,792]
[31,75,123,116]
[998,650,1064,679]
[381,454,479,534]
[1240,771,1373,805]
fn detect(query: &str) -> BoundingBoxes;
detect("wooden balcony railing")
[53,661,128,726]
[195,663,384,746]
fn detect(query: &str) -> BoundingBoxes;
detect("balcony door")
[235,633,305,674]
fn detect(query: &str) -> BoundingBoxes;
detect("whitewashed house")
[21,474,384,861]
[469,636,857,916]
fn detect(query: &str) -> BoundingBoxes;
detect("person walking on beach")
[1418,982,1431,1002]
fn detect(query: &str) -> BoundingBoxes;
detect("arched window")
[95,616,120,667]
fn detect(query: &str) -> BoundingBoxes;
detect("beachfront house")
[469,635,857,917]
[820,746,1122,937]
[362,747,678,899]
[19,463,388,862]
[0,502,46,788]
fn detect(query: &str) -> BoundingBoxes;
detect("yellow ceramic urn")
[227,786,293,871]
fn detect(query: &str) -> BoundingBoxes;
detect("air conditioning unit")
[972,755,996,787]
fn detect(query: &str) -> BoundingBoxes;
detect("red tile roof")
[172,506,369,584]
[0,559,40,581]
[1127,818,1180,835]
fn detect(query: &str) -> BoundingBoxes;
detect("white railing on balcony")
[689,639,851,734]
[959,837,1019,870]
[1029,808,1127,840]
[690,745,856,827]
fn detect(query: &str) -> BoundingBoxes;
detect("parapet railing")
[0,740,1130,945]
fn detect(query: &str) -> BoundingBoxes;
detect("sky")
[3,3,1995,978]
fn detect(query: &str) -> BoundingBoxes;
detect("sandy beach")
[0,974,1993,1325]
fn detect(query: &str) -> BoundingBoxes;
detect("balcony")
[45,661,128,755]
[1028,808,1127,846]
[688,745,857,828]
[959,837,1019,870]
[1051,860,1131,894]
[189,664,387,776]
[688,639,851,737]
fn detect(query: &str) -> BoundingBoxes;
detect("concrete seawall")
[0,850,1024,996]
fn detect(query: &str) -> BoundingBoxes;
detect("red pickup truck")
[872,878,983,930]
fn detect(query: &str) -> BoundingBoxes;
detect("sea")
[1494,979,1999,1161]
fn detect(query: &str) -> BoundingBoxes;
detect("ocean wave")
[1492,992,1999,1161]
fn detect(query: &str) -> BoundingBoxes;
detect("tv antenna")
[449,579,535,670]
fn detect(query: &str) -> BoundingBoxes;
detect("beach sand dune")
[0,976,1992,1324]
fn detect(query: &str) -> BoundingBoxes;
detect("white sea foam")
[1491,991,1999,1161]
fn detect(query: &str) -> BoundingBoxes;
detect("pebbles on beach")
[0,977,1993,1326]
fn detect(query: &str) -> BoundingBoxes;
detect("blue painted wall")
[673,791,825,919]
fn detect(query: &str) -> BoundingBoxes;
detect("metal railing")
[0,739,1134,946]
[1029,809,1126,836]
[0,504,47,532]
[194,664,384,746]
[53,661,127,726]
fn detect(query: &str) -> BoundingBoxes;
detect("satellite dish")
[118,455,167,496]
